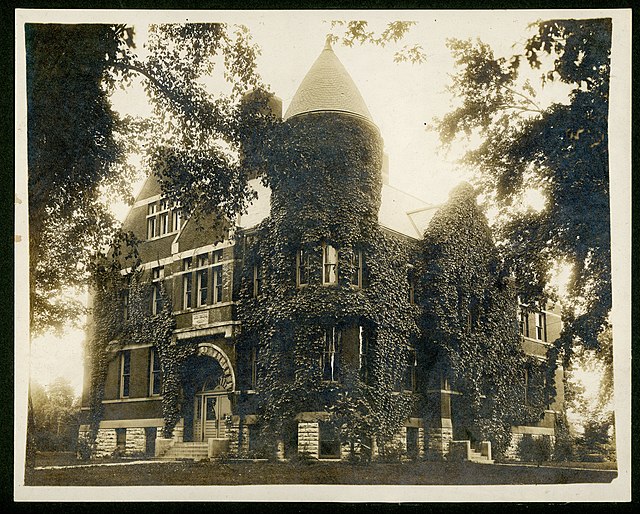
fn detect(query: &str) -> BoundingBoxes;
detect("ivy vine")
[417,183,556,458]
[236,113,419,454]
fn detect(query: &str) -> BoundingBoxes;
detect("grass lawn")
[25,455,618,486]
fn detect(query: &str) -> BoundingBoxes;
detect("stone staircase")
[468,447,494,464]
[158,442,209,461]
[448,440,494,464]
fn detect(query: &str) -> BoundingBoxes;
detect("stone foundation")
[92,427,155,458]
[125,428,146,456]
[505,431,556,461]
[94,428,117,458]
[426,425,453,458]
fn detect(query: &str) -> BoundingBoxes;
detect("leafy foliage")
[26,22,269,336]
[26,24,136,335]
[236,113,418,454]
[327,20,426,64]
[434,19,612,355]
[418,183,553,458]
[30,378,80,452]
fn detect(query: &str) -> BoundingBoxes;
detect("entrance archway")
[180,344,234,442]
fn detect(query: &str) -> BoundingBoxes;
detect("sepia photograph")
[14,8,631,502]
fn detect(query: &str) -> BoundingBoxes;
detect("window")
[253,263,262,298]
[158,201,170,235]
[519,310,529,337]
[296,248,310,287]
[407,268,416,305]
[322,327,340,382]
[181,258,192,309]
[535,312,547,341]
[119,350,131,398]
[524,368,529,405]
[358,326,369,383]
[213,264,223,303]
[149,347,162,396]
[196,267,209,307]
[146,199,182,240]
[147,216,156,239]
[172,210,181,232]
[467,297,479,332]
[151,266,164,315]
[351,250,363,288]
[248,424,260,453]
[122,289,129,321]
[403,348,417,391]
[406,427,419,459]
[183,274,192,309]
[250,345,258,389]
[322,244,338,285]
[318,421,341,459]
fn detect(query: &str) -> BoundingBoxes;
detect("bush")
[518,434,551,465]
[377,438,406,463]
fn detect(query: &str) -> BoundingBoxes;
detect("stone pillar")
[125,428,146,456]
[297,422,319,458]
[425,385,454,459]
[173,419,184,443]
[418,427,425,459]
[94,428,117,458]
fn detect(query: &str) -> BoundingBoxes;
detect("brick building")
[79,40,564,462]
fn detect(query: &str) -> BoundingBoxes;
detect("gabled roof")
[284,39,374,123]
[237,179,438,240]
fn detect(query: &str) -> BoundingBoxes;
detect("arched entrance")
[180,343,235,442]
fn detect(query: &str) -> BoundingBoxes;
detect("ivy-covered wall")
[417,183,555,458]
[235,112,420,454]
[82,108,560,463]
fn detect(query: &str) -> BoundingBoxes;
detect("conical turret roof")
[284,38,374,123]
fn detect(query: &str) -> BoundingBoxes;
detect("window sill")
[174,302,235,314]
[102,397,163,404]
[145,231,180,242]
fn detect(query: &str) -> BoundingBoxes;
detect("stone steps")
[468,448,494,464]
[159,442,209,461]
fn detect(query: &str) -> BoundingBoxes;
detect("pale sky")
[21,10,625,403]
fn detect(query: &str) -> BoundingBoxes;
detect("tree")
[26,22,267,337]
[327,20,426,64]
[30,378,80,452]
[26,24,134,336]
[25,21,268,471]
[433,18,612,356]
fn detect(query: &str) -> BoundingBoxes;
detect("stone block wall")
[418,427,426,458]
[125,428,146,456]
[93,427,149,458]
[504,432,556,461]
[426,426,453,458]
[297,422,319,458]
[94,428,117,458]
[227,423,250,456]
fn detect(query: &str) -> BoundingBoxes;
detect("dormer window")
[146,198,182,240]
[322,243,338,285]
